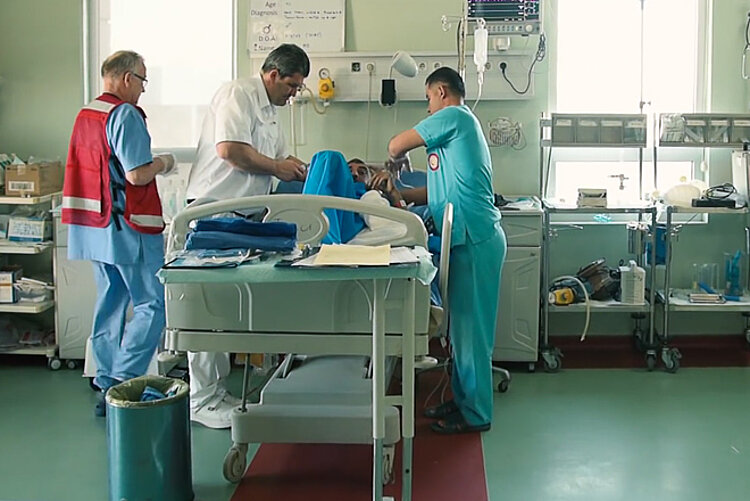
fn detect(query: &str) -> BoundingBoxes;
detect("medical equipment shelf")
[0,241,53,254]
[6,345,56,357]
[668,206,749,215]
[657,113,750,148]
[0,192,60,205]
[540,201,658,373]
[542,114,648,148]
[544,205,654,214]
[653,112,750,371]
[658,202,750,371]
[656,290,750,311]
[0,299,54,314]
[538,115,658,372]
[549,299,650,313]
[0,193,61,370]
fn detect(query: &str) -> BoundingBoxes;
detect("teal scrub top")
[68,104,164,265]
[414,104,501,247]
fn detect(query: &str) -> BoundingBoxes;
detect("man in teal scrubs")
[369,67,506,434]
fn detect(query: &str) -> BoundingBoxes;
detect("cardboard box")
[7,217,52,242]
[5,161,64,197]
[0,265,22,303]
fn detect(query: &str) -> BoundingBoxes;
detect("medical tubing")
[354,279,374,321]
[300,86,327,115]
[422,357,451,410]
[472,73,484,111]
[500,33,546,95]
[365,68,374,160]
[289,99,298,157]
[552,275,590,341]
[744,12,750,79]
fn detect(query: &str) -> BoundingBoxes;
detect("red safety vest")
[62,93,164,234]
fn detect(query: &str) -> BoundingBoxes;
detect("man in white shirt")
[185,43,310,429]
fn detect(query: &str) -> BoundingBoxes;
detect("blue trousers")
[90,260,165,391]
[448,222,507,426]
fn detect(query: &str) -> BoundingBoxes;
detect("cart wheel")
[223,444,248,483]
[527,363,536,373]
[66,360,78,370]
[663,348,682,374]
[48,358,62,371]
[745,328,750,346]
[543,352,561,373]
[497,379,510,393]
[645,353,656,371]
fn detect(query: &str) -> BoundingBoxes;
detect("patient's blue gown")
[302,150,366,244]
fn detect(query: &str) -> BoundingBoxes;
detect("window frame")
[547,0,712,224]
[82,0,238,162]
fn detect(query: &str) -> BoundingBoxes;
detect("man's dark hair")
[262,44,310,78]
[425,67,465,98]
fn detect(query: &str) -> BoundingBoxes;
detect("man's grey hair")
[101,50,144,78]
[261,44,310,78]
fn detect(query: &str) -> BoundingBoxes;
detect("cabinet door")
[55,248,96,359]
[493,247,541,362]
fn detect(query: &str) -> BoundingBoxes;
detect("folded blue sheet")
[185,231,296,252]
[194,218,296,237]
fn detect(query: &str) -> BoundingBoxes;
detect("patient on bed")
[301,150,397,244]
[301,150,442,306]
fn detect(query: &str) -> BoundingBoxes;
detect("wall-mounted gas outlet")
[351,62,361,72]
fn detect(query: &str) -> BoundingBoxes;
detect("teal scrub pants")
[448,222,507,426]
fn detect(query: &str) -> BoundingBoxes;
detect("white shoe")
[190,393,237,429]
[414,355,438,370]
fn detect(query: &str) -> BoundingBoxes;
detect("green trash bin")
[106,375,194,501]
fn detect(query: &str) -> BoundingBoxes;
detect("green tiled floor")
[2,361,750,501]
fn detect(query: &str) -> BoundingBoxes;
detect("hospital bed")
[158,194,446,501]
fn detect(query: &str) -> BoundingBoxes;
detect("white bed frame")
[160,194,438,501]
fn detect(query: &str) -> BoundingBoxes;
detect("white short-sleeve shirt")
[186,75,288,200]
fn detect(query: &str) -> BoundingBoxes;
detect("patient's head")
[347,158,381,184]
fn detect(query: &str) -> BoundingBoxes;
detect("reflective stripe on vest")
[128,214,164,228]
[62,196,102,213]
[82,100,117,114]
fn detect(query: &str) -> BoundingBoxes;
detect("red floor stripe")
[545,335,750,369]
[231,371,488,501]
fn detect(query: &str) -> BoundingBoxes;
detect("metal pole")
[401,278,415,501]
[372,279,386,501]
[663,207,673,346]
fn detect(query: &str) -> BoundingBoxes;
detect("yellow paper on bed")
[313,244,391,266]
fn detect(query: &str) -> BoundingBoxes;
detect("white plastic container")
[620,260,646,304]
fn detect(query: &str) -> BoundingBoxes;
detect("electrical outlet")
[351,62,361,72]
[432,61,442,70]
[498,61,508,72]
[365,62,375,73]
[418,61,427,72]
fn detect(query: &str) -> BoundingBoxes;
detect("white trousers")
[188,351,231,409]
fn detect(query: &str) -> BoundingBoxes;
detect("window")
[86,0,236,153]
[551,0,708,211]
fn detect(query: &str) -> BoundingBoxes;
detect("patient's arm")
[368,171,427,207]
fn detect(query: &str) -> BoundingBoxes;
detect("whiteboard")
[248,0,345,54]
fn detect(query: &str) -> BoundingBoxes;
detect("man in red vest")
[64,50,175,417]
